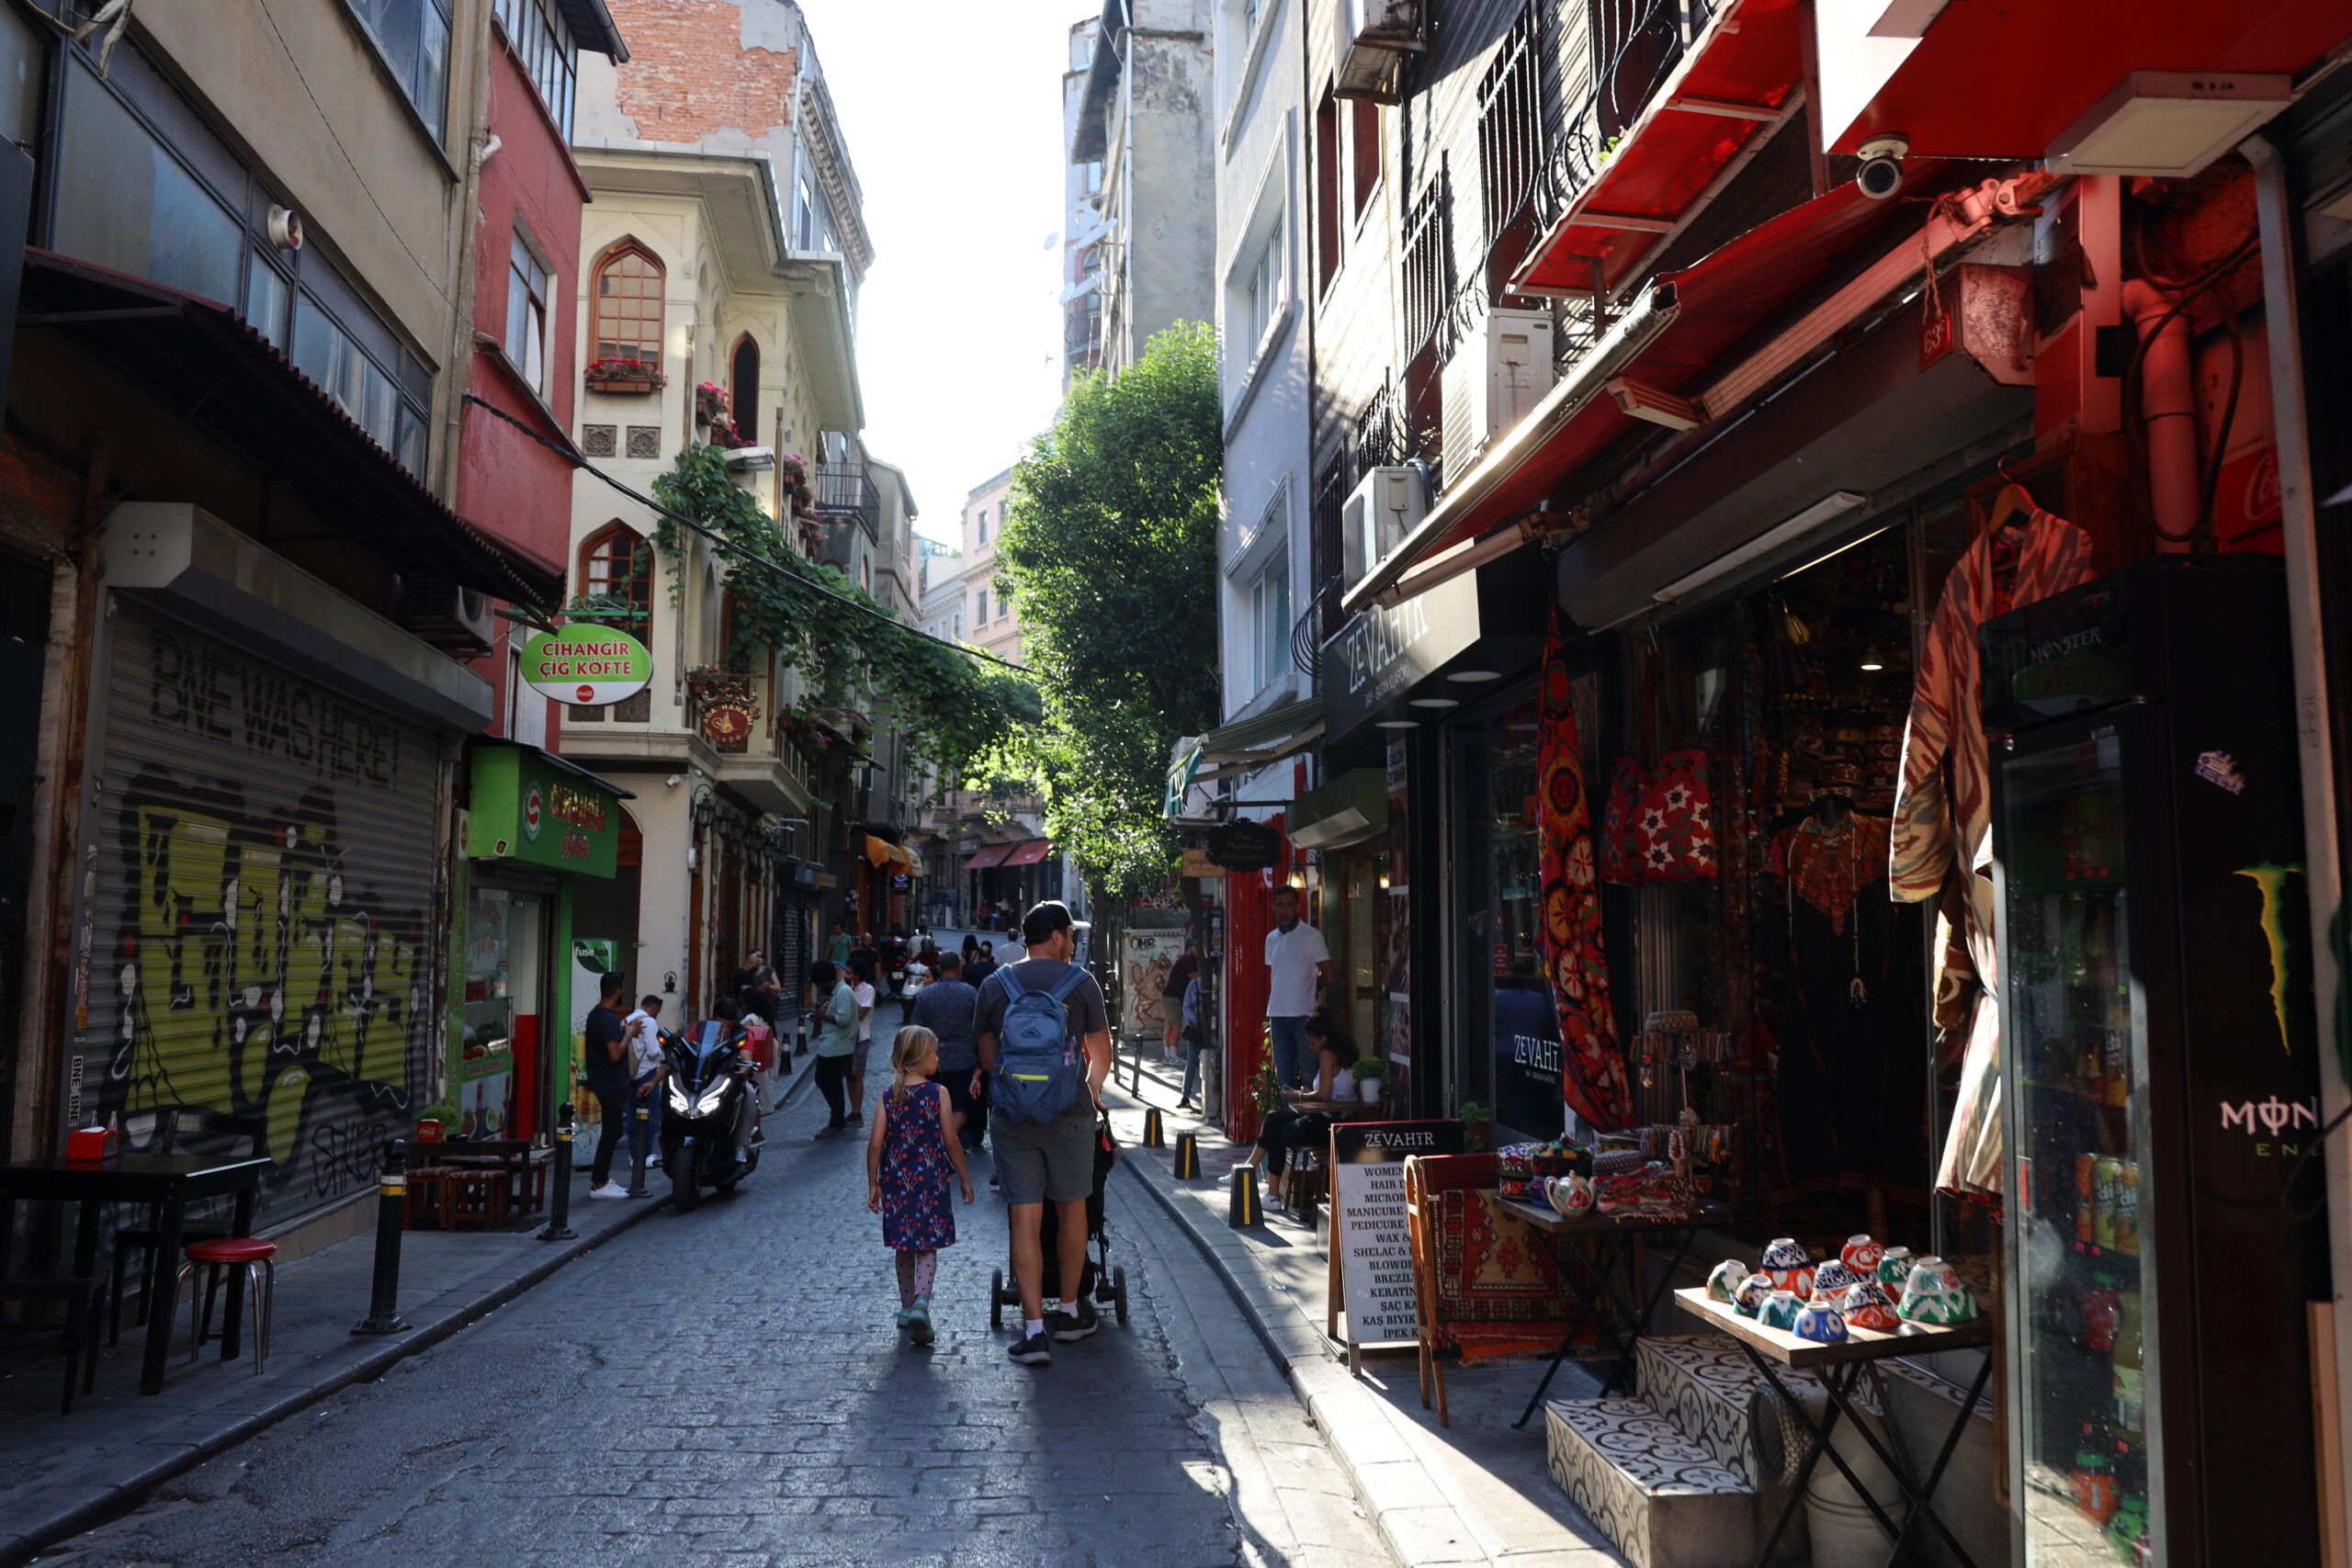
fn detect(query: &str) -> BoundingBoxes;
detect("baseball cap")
[1022,899,1091,947]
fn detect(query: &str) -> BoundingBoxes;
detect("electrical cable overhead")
[460,393,1035,676]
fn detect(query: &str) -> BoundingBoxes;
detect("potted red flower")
[585,355,665,393]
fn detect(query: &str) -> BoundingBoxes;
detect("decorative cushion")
[1434,1189,1575,1325]
[1633,750,1717,881]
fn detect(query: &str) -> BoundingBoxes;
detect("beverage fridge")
[1982,555,2326,1566]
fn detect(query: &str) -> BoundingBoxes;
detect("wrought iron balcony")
[811,462,878,536]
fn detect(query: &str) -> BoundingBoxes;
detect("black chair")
[0,1275,108,1415]
[109,1110,265,1344]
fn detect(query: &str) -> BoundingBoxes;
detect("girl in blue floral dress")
[866,1025,973,1344]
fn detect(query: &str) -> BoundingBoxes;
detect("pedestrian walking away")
[975,899,1112,1368]
[867,1025,975,1347]
[1176,969,1205,1109]
[1263,886,1333,1089]
[1161,940,1199,1064]
[626,994,667,1172]
[809,960,861,1136]
[849,955,878,1122]
[582,972,633,1198]
[909,950,986,1152]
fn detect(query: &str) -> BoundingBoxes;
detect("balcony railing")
[811,463,878,536]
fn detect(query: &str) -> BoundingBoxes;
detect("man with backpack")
[975,900,1110,1368]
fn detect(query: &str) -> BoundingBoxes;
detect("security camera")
[1857,136,1908,201]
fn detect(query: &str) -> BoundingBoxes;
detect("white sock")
[1024,1318,1045,1339]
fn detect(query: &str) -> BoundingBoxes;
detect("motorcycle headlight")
[694,1083,731,1116]
[664,1080,693,1114]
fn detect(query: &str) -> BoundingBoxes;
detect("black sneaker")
[1008,1331,1053,1367]
[1046,1302,1099,1342]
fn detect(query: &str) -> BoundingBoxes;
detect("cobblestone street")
[38,1022,1386,1568]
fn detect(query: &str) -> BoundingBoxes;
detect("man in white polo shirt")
[1263,886,1333,1089]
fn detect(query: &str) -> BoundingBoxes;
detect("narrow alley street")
[34,1010,1388,1568]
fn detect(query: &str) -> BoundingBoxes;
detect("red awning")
[1513,0,1808,299]
[1001,840,1054,868]
[962,842,1016,870]
[1820,0,2349,158]
[1349,175,1937,613]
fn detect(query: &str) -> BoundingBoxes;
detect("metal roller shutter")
[80,605,443,1224]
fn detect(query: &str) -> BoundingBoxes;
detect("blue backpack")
[990,965,1091,1124]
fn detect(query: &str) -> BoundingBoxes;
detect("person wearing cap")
[974,899,1111,1367]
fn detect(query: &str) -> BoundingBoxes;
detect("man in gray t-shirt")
[908,952,983,1151]
[976,901,1110,1368]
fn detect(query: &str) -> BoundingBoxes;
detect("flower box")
[585,355,666,394]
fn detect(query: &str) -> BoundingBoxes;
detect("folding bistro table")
[0,1152,270,1394]
[1673,1286,1993,1568]
[1499,1196,1730,1427]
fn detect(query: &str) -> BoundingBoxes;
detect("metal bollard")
[1141,1107,1164,1148]
[539,1102,578,1241]
[1172,1130,1200,1179]
[351,1139,410,1335]
[627,1097,651,1199]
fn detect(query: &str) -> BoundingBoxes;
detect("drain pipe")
[2122,276,2199,553]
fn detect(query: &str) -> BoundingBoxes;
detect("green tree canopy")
[1000,321,1221,897]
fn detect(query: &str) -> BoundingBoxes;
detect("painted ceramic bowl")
[1707,1258,1752,1304]
[1735,1272,1775,1318]
[1840,1234,1885,1275]
[1811,1258,1863,1296]
[1897,1256,1980,1325]
[1758,1289,1803,1332]
[1792,1292,1849,1343]
[1759,1236,1812,1271]
[1837,1280,1901,1332]
[1877,1247,1917,1289]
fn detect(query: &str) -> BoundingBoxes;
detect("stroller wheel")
[989,1269,1005,1331]
[1113,1266,1129,1325]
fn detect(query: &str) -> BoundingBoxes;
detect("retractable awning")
[1001,840,1053,868]
[963,842,1017,871]
[864,835,919,872]
[1344,176,1939,615]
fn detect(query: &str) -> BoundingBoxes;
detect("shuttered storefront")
[76,604,443,1224]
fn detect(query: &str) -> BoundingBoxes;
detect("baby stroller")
[990,1108,1131,1329]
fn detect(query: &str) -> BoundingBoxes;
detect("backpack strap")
[1044,967,1090,1005]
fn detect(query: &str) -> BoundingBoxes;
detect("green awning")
[1288,768,1389,852]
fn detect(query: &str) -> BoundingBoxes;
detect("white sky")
[808,0,1080,545]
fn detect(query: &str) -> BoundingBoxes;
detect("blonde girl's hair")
[889,1026,939,1102]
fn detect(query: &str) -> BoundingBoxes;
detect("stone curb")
[0,1065,817,1568]
[1114,1123,1494,1568]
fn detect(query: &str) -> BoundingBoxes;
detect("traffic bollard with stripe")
[351,1139,410,1336]
[1227,1165,1262,1227]
[1142,1107,1164,1148]
[539,1102,578,1241]
[627,1098,651,1199]
[1172,1130,1200,1179]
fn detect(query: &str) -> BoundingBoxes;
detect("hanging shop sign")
[465,744,624,878]
[519,625,653,706]
[1206,819,1284,872]
[1322,570,1480,742]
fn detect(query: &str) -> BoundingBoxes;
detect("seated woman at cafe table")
[1236,1018,1356,1202]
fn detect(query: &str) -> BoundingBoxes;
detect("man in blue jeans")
[1262,886,1332,1088]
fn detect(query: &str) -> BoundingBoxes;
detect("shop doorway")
[460,882,550,1140]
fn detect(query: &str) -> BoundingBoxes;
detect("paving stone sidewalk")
[0,1066,812,1567]
[1099,1048,1637,1568]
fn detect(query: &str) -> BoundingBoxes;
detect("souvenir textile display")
[1633,750,1717,880]
[1890,499,2096,1198]
[1533,611,1633,1130]
[1600,757,1645,886]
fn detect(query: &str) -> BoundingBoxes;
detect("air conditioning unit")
[1335,0,1420,100]
[1441,308,1556,479]
[401,574,497,653]
[1344,0,1421,47]
[1341,465,1427,585]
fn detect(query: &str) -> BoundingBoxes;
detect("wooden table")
[1673,1287,1994,1568]
[1269,1098,1385,1223]
[0,1153,270,1394]
[1499,1197,1731,1427]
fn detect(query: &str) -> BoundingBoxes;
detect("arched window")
[581,524,653,614]
[729,335,760,439]
[591,243,664,363]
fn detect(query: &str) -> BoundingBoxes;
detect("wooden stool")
[405,1166,458,1228]
[439,1168,510,1231]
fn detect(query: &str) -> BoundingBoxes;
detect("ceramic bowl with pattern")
[1735,1272,1775,1318]
[1758,1289,1803,1332]
[1811,1258,1863,1296]
[1707,1258,1751,1303]
[1836,1279,1901,1332]
[1792,1292,1849,1344]
[1897,1256,1979,1325]
[1759,1236,1811,1271]
[1876,1246,1916,1289]
[1840,1234,1885,1275]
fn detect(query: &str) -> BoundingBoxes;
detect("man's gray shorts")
[992,1100,1095,1205]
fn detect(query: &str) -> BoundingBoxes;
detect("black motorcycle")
[659,1021,759,1213]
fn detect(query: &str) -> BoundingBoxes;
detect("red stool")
[175,1238,277,1375]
